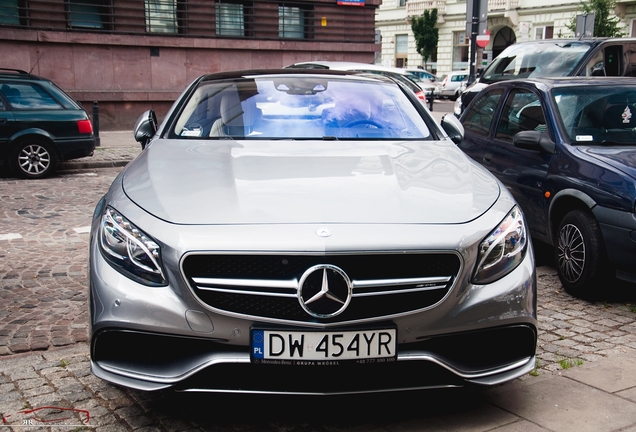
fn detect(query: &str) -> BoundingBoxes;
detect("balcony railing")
[406,0,445,17]
[488,0,519,11]
[406,0,518,17]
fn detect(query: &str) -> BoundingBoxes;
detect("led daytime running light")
[100,207,166,284]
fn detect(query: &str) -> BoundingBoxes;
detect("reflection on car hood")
[122,139,500,225]
[579,147,636,180]
[464,82,488,95]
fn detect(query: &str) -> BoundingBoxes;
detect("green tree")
[566,0,624,37]
[411,9,439,69]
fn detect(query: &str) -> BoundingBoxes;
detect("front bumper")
[89,236,537,394]
[91,325,536,394]
[594,205,636,283]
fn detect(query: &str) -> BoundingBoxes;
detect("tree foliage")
[411,9,439,68]
[566,0,624,37]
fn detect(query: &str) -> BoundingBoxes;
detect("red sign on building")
[338,0,365,5]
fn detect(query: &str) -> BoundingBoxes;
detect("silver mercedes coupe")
[88,69,537,394]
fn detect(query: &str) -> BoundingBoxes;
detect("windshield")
[481,42,593,84]
[554,85,636,145]
[171,75,433,140]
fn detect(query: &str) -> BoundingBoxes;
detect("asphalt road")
[1,101,635,431]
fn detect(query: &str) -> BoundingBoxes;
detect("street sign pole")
[467,0,480,85]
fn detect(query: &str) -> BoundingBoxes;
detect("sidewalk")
[0,344,635,431]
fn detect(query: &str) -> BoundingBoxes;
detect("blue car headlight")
[473,206,528,284]
[99,206,167,286]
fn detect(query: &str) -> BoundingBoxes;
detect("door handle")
[483,152,492,164]
[0,119,7,125]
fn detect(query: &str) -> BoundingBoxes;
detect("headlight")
[454,97,463,116]
[473,206,528,284]
[99,207,167,286]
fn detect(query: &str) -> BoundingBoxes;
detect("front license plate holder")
[250,327,397,365]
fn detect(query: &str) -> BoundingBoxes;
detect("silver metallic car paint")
[90,72,536,394]
[121,139,499,225]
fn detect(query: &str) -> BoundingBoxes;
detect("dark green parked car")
[0,68,96,179]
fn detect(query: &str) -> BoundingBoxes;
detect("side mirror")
[134,110,158,149]
[440,114,464,145]
[514,130,556,154]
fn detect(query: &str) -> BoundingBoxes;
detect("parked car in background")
[0,68,96,178]
[458,77,636,299]
[286,61,437,109]
[455,38,636,116]
[405,68,442,99]
[439,70,469,100]
[89,68,537,394]
[405,68,439,83]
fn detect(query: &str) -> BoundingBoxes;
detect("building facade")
[0,0,380,129]
[376,0,636,77]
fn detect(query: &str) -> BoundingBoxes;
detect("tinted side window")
[462,89,503,137]
[496,90,545,143]
[628,44,636,77]
[604,45,623,76]
[584,45,624,76]
[0,83,63,109]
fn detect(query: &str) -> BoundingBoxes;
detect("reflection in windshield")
[171,76,433,140]
[554,86,636,145]
[482,42,591,83]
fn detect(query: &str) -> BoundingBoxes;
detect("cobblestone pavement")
[1,165,636,431]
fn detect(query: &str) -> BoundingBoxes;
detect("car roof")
[488,76,636,89]
[198,68,397,83]
[501,37,636,48]
[0,68,47,81]
[286,61,414,76]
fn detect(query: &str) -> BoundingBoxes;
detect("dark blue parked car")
[458,77,636,298]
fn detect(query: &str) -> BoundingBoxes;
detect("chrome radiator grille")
[182,253,461,324]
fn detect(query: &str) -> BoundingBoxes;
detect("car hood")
[464,82,488,95]
[121,139,500,225]
[579,147,636,180]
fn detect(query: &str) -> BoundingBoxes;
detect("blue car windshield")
[171,75,432,140]
[554,85,636,145]
[481,42,592,84]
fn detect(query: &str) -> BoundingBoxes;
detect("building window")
[395,34,408,68]
[534,25,554,40]
[453,31,469,70]
[0,0,26,25]
[68,0,112,30]
[279,4,310,39]
[216,2,245,36]
[145,0,185,33]
[398,0,406,7]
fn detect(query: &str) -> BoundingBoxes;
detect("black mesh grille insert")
[182,253,461,324]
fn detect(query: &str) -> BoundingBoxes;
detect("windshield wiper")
[600,140,627,146]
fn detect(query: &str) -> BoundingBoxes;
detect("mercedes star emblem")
[315,227,332,237]
[298,264,352,318]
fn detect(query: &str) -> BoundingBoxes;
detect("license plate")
[251,328,397,364]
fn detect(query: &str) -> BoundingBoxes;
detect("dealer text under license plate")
[251,329,397,364]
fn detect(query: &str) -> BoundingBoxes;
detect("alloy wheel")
[18,144,52,176]
[556,223,586,284]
